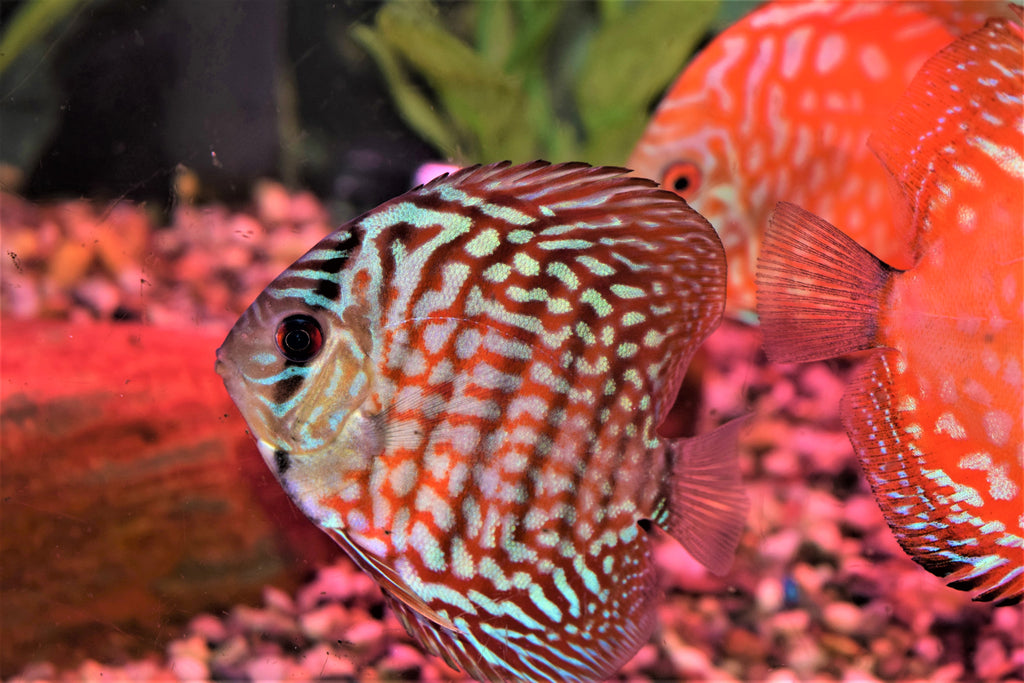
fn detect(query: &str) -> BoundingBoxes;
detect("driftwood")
[1,319,338,674]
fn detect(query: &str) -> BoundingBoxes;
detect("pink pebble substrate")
[3,188,1022,682]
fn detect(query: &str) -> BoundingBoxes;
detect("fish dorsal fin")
[868,15,1024,230]
[321,527,457,632]
[665,416,751,576]
[756,202,898,363]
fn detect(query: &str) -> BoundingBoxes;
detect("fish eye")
[662,161,702,199]
[275,315,324,363]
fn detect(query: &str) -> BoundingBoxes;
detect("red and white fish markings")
[217,162,748,681]
[758,14,1023,604]
[630,1,1009,319]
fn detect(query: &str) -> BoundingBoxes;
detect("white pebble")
[755,576,785,614]
[263,585,296,614]
[822,600,864,636]
[299,603,350,641]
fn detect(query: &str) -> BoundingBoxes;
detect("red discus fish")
[216,161,748,681]
[756,15,1023,604]
[629,0,1010,320]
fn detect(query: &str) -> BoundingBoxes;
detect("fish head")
[628,121,750,243]
[215,264,380,502]
[628,112,757,317]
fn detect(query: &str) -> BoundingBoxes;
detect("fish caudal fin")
[756,202,898,363]
[666,416,750,576]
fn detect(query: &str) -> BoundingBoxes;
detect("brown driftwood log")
[1,319,338,674]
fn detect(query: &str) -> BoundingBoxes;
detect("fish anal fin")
[321,527,457,632]
[382,596,480,679]
[665,415,751,576]
[841,351,1024,606]
[756,202,897,363]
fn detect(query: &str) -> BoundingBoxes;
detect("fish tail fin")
[755,202,898,363]
[665,415,750,576]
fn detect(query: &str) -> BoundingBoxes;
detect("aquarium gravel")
[3,187,1022,682]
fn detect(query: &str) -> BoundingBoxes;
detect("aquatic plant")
[351,0,720,166]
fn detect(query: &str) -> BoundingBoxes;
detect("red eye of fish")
[275,315,323,363]
[663,161,702,199]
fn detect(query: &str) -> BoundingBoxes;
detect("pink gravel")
[3,188,1022,682]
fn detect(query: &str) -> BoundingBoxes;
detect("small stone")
[168,651,210,681]
[290,190,328,227]
[378,643,426,678]
[244,653,290,682]
[822,600,864,636]
[653,541,722,593]
[723,626,767,661]
[228,604,300,640]
[49,241,94,288]
[210,634,250,675]
[768,609,811,636]
[300,646,357,678]
[755,576,784,614]
[297,562,375,610]
[974,636,1010,679]
[785,634,826,676]
[763,446,801,478]
[665,643,712,678]
[930,663,966,682]
[791,563,828,600]
[619,643,658,674]
[913,634,943,663]
[819,631,862,658]
[75,276,122,318]
[340,617,387,663]
[841,667,881,682]
[764,667,800,683]
[264,584,296,615]
[761,529,802,564]
[254,179,292,228]
[300,603,351,641]
[8,661,57,682]
[792,427,853,475]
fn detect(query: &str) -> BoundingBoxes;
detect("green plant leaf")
[576,0,719,165]
[0,0,89,76]
[350,23,461,158]
[475,0,514,67]
[370,0,537,162]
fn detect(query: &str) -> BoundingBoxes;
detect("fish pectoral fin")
[755,201,896,363]
[665,415,751,576]
[321,527,458,632]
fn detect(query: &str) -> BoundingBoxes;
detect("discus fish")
[216,161,748,680]
[756,16,1023,604]
[629,1,1009,320]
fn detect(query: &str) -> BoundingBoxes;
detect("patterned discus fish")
[756,16,1023,604]
[215,161,749,681]
[628,0,1011,320]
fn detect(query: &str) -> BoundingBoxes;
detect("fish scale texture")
[216,161,747,681]
[629,0,1012,320]
[757,15,1024,605]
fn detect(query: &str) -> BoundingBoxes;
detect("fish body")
[629,1,1009,320]
[216,161,748,680]
[756,16,1023,604]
